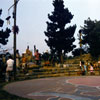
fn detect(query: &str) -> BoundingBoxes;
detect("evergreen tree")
[72,48,87,57]
[0,9,11,45]
[44,0,76,62]
[81,18,100,59]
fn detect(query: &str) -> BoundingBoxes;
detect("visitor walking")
[6,56,14,82]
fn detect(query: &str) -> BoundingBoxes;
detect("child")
[90,63,94,75]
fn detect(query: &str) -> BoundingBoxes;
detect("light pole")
[7,0,19,80]
[13,0,19,80]
[13,0,17,80]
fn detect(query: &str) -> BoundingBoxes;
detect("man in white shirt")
[6,56,14,82]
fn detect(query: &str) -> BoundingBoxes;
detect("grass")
[0,82,33,100]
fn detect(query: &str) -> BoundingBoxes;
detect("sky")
[0,0,100,55]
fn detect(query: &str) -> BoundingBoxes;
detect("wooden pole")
[79,29,82,59]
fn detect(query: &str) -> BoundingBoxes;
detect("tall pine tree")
[81,18,100,60]
[44,0,76,62]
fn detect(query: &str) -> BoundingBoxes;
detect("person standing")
[98,61,100,75]
[81,61,87,75]
[34,49,40,65]
[6,56,14,82]
[21,53,27,73]
[16,50,20,71]
[26,46,32,62]
[90,63,94,75]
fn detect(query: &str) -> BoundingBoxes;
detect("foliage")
[72,48,87,57]
[0,9,11,45]
[44,0,76,62]
[42,51,60,64]
[42,52,50,61]
[81,18,100,59]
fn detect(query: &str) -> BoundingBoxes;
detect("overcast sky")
[0,0,100,54]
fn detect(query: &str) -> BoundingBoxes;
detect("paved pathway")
[4,76,100,100]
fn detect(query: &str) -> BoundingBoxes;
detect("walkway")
[4,76,100,100]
